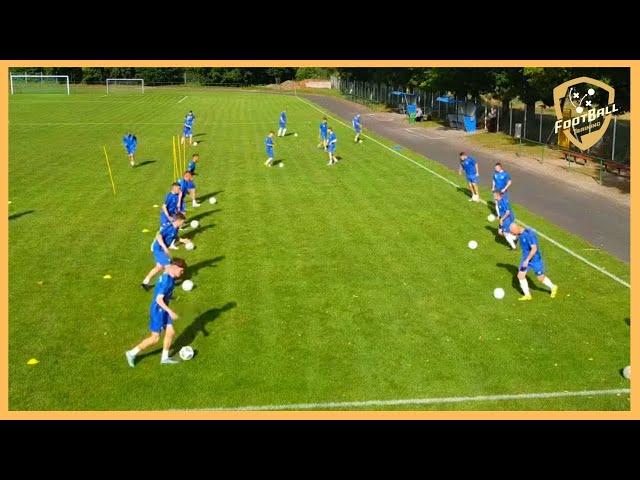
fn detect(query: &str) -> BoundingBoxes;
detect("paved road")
[303,94,630,263]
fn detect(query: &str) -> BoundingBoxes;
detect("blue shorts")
[500,219,514,234]
[520,257,545,276]
[466,175,479,184]
[152,244,171,266]
[320,133,327,141]
[354,127,361,133]
[149,307,172,333]
[279,123,286,129]
[266,148,274,158]
[183,127,192,137]
[127,148,135,155]
[328,146,336,154]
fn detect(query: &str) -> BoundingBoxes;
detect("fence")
[330,76,630,165]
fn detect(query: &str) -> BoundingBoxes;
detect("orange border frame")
[1,60,634,419]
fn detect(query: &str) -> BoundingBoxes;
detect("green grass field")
[8,87,630,411]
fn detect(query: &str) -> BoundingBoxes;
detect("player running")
[327,127,338,165]
[458,152,480,202]
[492,162,512,215]
[318,117,329,151]
[127,258,187,366]
[277,110,287,137]
[509,223,559,301]
[352,113,362,143]
[123,133,137,167]
[141,214,191,290]
[181,111,195,146]
[187,153,199,175]
[494,191,517,250]
[265,131,275,167]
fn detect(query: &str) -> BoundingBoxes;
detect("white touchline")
[178,96,188,104]
[173,388,630,411]
[297,97,630,289]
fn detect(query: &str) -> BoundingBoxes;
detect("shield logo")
[553,76,615,151]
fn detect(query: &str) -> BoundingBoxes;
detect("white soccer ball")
[623,365,630,379]
[209,196,217,204]
[359,139,363,144]
[193,142,198,146]
[190,220,199,229]
[181,279,194,292]
[185,242,195,251]
[279,163,284,168]
[179,346,194,361]
[294,133,298,137]
[493,288,505,299]
[468,240,478,250]
[487,214,496,222]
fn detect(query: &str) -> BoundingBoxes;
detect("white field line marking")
[173,388,630,411]
[297,96,630,289]
[9,121,308,127]
[178,96,188,103]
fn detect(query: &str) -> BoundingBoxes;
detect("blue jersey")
[265,136,274,154]
[179,178,195,195]
[160,192,180,224]
[123,135,131,149]
[279,112,287,127]
[352,116,361,131]
[185,114,195,128]
[150,273,175,312]
[461,157,477,177]
[320,122,328,138]
[519,228,542,263]
[328,131,337,145]
[493,170,511,191]
[154,222,179,251]
[497,197,515,228]
[188,160,196,173]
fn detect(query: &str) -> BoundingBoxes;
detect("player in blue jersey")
[181,111,195,146]
[492,162,512,214]
[277,110,287,137]
[141,213,192,290]
[123,133,137,167]
[178,171,200,211]
[494,191,517,250]
[318,117,329,151]
[265,131,275,167]
[458,152,480,202]
[352,113,362,143]
[187,153,199,175]
[327,127,338,165]
[160,182,181,227]
[126,257,187,366]
[509,223,559,301]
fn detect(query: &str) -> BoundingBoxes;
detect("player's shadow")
[282,132,295,137]
[9,210,35,221]
[189,209,221,223]
[135,160,156,168]
[171,301,237,353]
[496,263,548,293]
[272,160,284,166]
[199,191,224,202]
[193,133,207,138]
[456,186,473,198]
[186,224,215,240]
[485,226,512,248]
[185,255,225,279]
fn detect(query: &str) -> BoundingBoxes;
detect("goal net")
[106,78,145,94]
[10,74,70,94]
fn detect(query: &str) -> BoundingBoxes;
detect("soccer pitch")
[8,87,630,411]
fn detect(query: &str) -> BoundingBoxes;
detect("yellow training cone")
[142,228,150,233]
[8,201,12,205]
[153,204,159,208]
[37,281,43,286]
[103,274,112,279]
[27,359,39,365]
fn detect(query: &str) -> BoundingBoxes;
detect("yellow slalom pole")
[182,137,187,172]
[102,146,116,196]
[172,136,178,180]
[177,136,182,174]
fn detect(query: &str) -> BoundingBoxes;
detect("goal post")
[106,78,145,94]
[10,74,70,94]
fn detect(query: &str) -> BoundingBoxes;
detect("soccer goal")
[106,78,145,94]
[10,74,70,94]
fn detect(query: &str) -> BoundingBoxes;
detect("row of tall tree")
[335,67,630,113]
[8,66,629,112]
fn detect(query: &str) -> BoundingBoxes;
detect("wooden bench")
[603,160,631,177]
[561,151,590,166]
